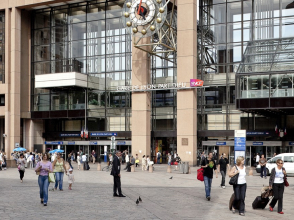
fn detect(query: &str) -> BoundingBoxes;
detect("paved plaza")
[1,163,294,220]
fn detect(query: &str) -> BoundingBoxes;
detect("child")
[67,168,75,190]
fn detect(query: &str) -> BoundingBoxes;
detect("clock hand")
[137,0,143,15]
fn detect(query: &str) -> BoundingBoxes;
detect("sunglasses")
[278,162,284,164]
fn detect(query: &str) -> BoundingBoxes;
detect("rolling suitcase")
[229,193,240,210]
[252,196,269,209]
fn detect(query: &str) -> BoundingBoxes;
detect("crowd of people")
[200,151,287,216]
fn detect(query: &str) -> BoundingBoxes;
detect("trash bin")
[184,162,189,174]
[180,162,185,173]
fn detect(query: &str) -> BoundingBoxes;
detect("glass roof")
[237,37,294,74]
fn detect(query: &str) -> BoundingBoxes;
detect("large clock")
[123,0,167,37]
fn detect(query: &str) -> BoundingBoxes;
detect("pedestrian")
[218,153,230,189]
[52,152,67,191]
[201,152,218,201]
[129,156,135,171]
[157,151,161,164]
[269,159,287,214]
[135,154,139,167]
[2,152,7,170]
[259,154,267,179]
[174,155,181,171]
[111,150,125,197]
[26,152,31,169]
[168,153,171,165]
[92,150,96,164]
[67,168,75,190]
[82,153,87,170]
[229,156,246,216]
[146,155,150,171]
[124,152,129,170]
[255,153,260,166]
[17,153,26,183]
[35,153,53,206]
[77,152,81,170]
[142,155,146,171]
[67,153,73,169]
[29,152,34,169]
[109,153,113,165]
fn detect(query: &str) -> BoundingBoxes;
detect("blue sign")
[90,141,98,145]
[289,142,294,146]
[246,131,270,135]
[60,134,80,137]
[45,141,63,145]
[68,142,75,145]
[253,142,263,146]
[117,141,126,145]
[91,132,117,136]
[234,137,246,151]
[216,142,226,145]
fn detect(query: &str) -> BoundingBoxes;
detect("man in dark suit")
[111,150,125,197]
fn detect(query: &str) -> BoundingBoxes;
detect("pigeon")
[139,196,142,202]
[169,176,173,179]
[136,199,139,205]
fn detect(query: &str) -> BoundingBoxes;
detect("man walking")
[218,153,229,189]
[157,151,161,164]
[124,152,129,170]
[259,154,267,179]
[111,150,125,197]
[201,152,218,201]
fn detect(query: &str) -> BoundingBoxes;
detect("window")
[0,94,4,106]
[284,156,294,163]
[269,157,281,163]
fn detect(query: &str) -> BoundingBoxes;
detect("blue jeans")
[260,166,267,178]
[233,183,247,213]
[54,172,64,190]
[38,175,49,204]
[204,176,212,198]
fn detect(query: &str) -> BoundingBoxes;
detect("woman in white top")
[77,153,81,170]
[229,156,246,216]
[269,159,287,214]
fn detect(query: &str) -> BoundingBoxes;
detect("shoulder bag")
[229,166,239,185]
[48,172,56,183]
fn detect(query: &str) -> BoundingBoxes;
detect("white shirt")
[256,155,260,162]
[274,167,284,184]
[237,166,246,184]
[147,158,150,165]
[0,153,2,161]
[82,155,87,162]
[174,153,177,159]
[125,155,129,163]
[51,154,56,162]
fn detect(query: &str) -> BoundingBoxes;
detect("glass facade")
[31,1,132,132]
[198,0,294,131]
[0,12,4,83]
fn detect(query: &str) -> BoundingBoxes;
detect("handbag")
[284,175,289,187]
[197,168,204,181]
[229,166,239,185]
[48,173,56,183]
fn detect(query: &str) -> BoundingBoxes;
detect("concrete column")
[177,0,197,165]
[5,8,22,159]
[131,38,151,159]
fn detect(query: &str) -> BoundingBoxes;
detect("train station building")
[0,0,294,166]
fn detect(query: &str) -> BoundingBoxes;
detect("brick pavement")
[0,163,293,220]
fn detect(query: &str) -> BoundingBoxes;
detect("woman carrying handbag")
[229,156,247,216]
[35,153,53,206]
[269,159,287,214]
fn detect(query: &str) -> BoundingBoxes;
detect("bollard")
[188,166,191,174]
[97,163,101,171]
[149,166,153,173]
[249,167,253,176]
[131,165,135,172]
[167,165,172,173]
[81,162,84,170]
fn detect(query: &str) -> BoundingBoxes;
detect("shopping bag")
[48,173,56,183]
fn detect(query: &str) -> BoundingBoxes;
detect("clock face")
[123,0,167,37]
[129,0,156,26]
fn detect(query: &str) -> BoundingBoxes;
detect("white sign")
[15,143,19,148]
[117,82,187,92]
[234,130,246,137]
[104,145,107,153]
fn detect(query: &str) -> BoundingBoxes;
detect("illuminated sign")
[190,79,204,87]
